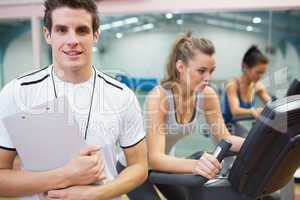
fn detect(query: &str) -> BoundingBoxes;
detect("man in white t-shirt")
[0,0,147,200]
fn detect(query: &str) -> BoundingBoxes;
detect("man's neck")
[53,65,93,84]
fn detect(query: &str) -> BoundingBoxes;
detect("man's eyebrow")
[54,24,67,28]
[77,25,91,30]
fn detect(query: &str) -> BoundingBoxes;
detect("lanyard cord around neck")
[51,66,96,140]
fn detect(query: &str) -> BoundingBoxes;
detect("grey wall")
[3,31,49,83]
[95,22,269,80]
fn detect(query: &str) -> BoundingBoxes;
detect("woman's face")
[245,63,267,82]
[178,50,216,92]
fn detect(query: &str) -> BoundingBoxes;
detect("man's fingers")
[47,190,65,199]
[96,157,106,180]
[79,145,100,156]
[98,172,106,181]
[46,197,60,200]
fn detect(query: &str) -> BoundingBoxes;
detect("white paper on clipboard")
[2,96,86,172]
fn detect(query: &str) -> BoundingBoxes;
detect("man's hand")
[61,145,106,187]
[45,185,98,200]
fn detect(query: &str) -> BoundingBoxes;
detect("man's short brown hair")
[44,0,100,33]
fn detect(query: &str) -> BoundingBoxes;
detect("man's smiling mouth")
[63,50,83,56]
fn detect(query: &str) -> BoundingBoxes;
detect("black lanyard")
[51,66,96,139]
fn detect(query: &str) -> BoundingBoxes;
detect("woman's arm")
[146,87,221,179]
[255,81,271,104]
[203,86,244,152]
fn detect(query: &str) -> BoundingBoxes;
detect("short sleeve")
[119,90,145,149]
[0,80,21,150]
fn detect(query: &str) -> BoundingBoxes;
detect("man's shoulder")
[16,66,50,86]
[95,70,138,108]
[0,66,50,97]
[96,70,128,92]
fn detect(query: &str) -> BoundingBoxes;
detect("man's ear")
[43,27,51,45]
[93,30,100,44]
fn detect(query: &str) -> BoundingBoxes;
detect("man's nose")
[66,32,79,47]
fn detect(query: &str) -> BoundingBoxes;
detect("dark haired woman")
[221,45,271,137]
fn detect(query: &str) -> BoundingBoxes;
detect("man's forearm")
[92,163,147,200]
[0,168,69,197]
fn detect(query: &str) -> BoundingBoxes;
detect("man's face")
[44,7,99,71]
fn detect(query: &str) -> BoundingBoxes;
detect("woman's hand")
[192,152,222,179]
[251,107,263,118]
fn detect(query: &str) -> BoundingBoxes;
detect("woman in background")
[221,45,271,137]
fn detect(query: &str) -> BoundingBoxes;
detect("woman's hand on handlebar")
[251,107,263,118]
[192,152,222,180]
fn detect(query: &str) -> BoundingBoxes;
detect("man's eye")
[56,27,66,33]
[77,27,90,34]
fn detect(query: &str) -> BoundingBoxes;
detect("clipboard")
[2,96,86,171]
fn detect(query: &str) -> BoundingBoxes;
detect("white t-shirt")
[0,65,145,200]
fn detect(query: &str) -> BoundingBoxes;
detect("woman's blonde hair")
[161,32,215,88]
